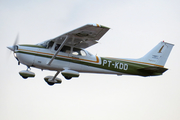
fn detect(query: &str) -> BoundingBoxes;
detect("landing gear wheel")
[22,76,28,79]
[19,69,35,79]
[47,82,55,86]
[65,76,72,80]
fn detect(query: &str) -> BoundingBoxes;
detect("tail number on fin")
[102,60,128,70]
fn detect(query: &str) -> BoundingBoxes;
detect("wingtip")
[161,41,174,46]
[88,23,110,29]
[100,24,110,29]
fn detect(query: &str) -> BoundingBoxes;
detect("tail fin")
[139,41,174,67]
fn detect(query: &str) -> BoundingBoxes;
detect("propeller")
[7,34,19,52]
[7,34,21,65]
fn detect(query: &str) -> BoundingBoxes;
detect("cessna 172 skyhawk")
[7,24,174,85]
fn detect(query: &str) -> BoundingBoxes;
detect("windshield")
[86,50,93,56]
[37,40,53,48]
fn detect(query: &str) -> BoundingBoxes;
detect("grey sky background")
[1,0,180,120]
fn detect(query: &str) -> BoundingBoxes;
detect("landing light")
[13,53,17,58]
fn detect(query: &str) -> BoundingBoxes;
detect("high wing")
[50,24,110,49]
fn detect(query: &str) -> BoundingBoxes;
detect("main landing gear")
[44,69,80,85]
[44,71,62,86]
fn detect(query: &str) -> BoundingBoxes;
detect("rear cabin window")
[72,48,86,56]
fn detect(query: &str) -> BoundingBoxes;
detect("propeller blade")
[13,34,19,46]
[7,34,20,62]
[7,34,19,52]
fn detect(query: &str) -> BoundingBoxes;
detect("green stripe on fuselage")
[20,44,46,48]
[17,49,163,76]
[101,57,145,76]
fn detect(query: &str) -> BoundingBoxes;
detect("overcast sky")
[1,0,180,120]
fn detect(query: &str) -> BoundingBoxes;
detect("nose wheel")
[19,67,35,79]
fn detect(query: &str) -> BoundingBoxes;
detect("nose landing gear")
[19,67,35,79]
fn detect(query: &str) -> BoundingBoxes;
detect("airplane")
[7,24,174,86]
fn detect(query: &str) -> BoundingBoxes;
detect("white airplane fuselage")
[16,45,121,75]
[14,41,171,78]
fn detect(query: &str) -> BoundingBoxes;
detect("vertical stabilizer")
[139,41,174,67]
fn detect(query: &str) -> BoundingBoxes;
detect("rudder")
[139,41,174,67]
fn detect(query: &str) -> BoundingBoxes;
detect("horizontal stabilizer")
[138,67,168,76]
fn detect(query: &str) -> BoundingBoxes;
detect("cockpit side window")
[54,44,71,53]
[55,44,60,51]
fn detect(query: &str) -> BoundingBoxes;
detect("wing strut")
[47,35,69,65]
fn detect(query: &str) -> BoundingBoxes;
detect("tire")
[22,76,28,79]
[47,82,54,86]
[65,76,72,80]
